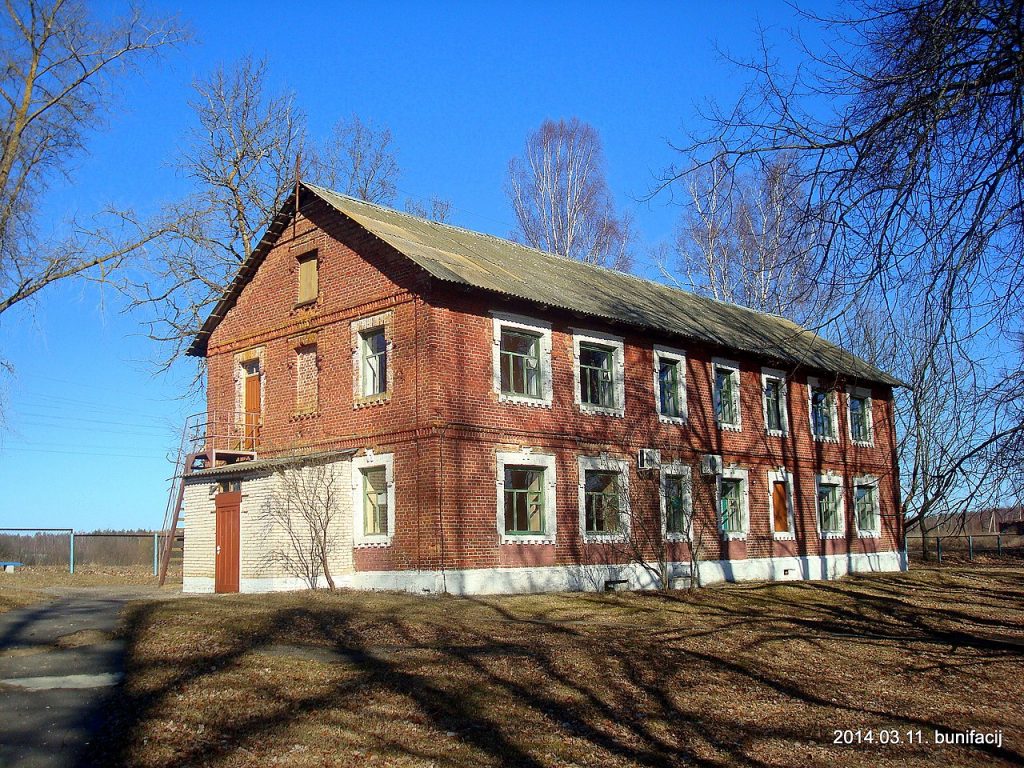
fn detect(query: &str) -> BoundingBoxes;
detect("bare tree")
[311,114,399,205]
[507,118,633,270]
[666,0,1024,532]
[404,195,453,223]
[0,0,185,320]
[260,457,344,590]
[665,153,825,324]
[129,57,305,368]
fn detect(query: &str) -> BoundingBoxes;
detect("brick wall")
[199,201,902,580]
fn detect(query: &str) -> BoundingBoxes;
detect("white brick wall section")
[183,456,354,590]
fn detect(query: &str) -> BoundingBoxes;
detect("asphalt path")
[0,588,175,768]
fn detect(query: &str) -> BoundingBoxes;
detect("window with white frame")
[761,368,789,436]
[767,469,795,538]
[660,463,692,540]
[352,453,395,546]
[578,455,630,541]
[718,467,749,539]
[492,313,553,406]
[853,476,881,536]
[496,451,557,543]
[572,331,625,416]
[654,346,687,423]
[351,312,393,405]
[712,359,741,430]
[816,473,845,537]
[808,377,839,441]
[847,386,874,446]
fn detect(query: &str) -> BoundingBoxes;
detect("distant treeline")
[0,529,174,566]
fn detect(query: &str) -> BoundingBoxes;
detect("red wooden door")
[772,481,789,533]
[215,491,241,593]
[244,374,261,450]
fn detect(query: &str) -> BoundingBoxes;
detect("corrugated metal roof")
[189,183,900,387]
[187,449,356,479]
[307,184,901,387]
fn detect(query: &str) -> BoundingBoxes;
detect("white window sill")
[717,421,742,433]
[354,394,390,409]
[857,531,881,539]
[851,439,875,448]
[772,532,796,541]
[579,404,625,418]
[722,532,747,541]
[820,531,845,540]
[500,535,556,545]
[765,429,789,438]
[658,414,688,426]
[582,533,627,544]
[812,435,840,444]
[664,533,689,543]
[354,537,392,548]
[498,392,552,408]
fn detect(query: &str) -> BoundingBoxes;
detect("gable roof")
[188,183,901,387]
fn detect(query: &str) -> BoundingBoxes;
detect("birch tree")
[507,118,633,270]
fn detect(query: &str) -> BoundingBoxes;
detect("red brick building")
[180,184,905,594]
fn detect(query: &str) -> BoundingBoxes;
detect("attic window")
[297,252,318,305]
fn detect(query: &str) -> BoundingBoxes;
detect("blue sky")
[0,1,821,531]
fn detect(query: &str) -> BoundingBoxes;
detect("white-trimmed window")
[718,467,749,539]
[573,330,625,416]
[578,455,630,541]
[352,452,395,546]
[496,451,557,544]
[654,346,687,423]
[660,463,692,541]
[853,476,881,537]
[351,312,393,405]
[816,472,845,538]
[492,313,553,407]
[808,377,839,442]
[767,469,795,539]
[847,386,874,446]
[761,368,789,436]
[712,358,741,431]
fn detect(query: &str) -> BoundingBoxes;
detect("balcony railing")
[182,410,263,465]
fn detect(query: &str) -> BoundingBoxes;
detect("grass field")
[73,565,1024,767]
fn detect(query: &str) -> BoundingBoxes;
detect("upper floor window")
[361,328,387,396]
[496,450,557,543]
[572,331,625,417]
[297,252,318,305]
[847,386,874,446]
[853,476,880,537]
[816,474,845,538]
[492,313,553,406]
[808,377,838,442]
[351,312,393,405]
[712,358,741,431]
[654,346,687,423]
[718,468,749,539]
[578,455,630,541]
[761,368,789,436]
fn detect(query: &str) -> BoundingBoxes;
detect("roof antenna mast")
[293,152,301,240]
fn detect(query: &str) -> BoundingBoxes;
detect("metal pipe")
[153,532,159,576]
[69,531,75,575]
[968,535,974,561]
[937,537,942,565]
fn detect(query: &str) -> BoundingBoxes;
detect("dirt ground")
[56,563,1024,767]
[0,566,182,613]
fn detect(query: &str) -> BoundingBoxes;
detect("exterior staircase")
[157,411,261,586]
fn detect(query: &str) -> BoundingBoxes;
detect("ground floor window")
[362,467,388,535]
[504,466,545,534]
[496,451,558,543]
[854,477,880,536]
[578,456,630,541]
[661,463,692,540]
[352,453,395,546]
[817,475,845,537]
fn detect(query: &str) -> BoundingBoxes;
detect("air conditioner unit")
[700,454,723,476]
[637,448,661,471]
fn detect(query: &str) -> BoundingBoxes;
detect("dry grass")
[82,565,1024,767]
